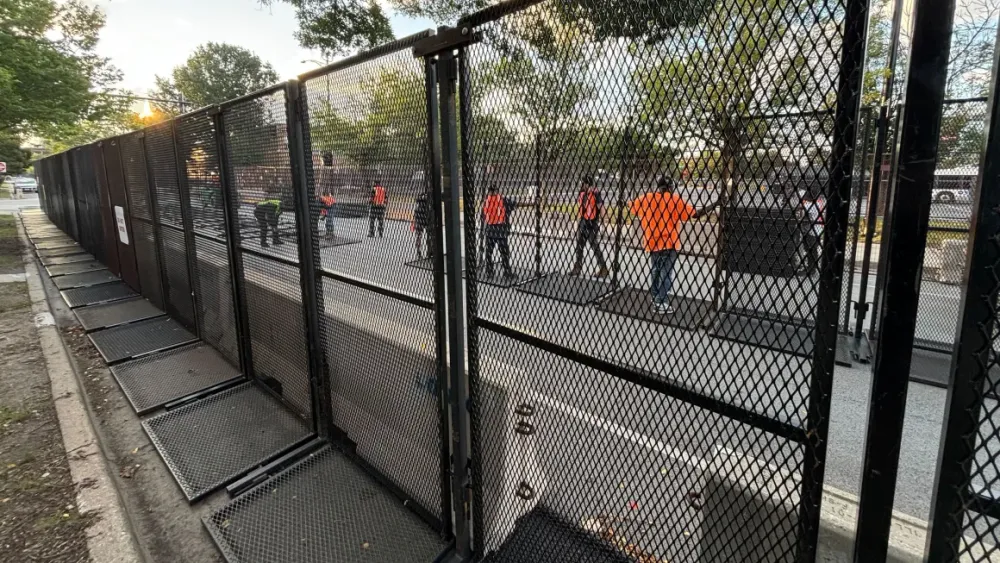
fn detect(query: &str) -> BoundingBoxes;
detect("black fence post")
[534,131,542,279]
[797,0,870,558]
[170,122,202,336]
[925,27,1000,559]
[212,109,256,381]
[441,47,472,560]
[424,56,454,540]
[140,132,171,311]
[842,107,873,333]
[611,127,630,289]
[285,80,332,439]
[853,0,957,559]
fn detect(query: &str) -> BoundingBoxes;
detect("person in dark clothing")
[569,174,609,277]
[413,190,433,259]
[369,182,387,238]
[254,197,283,247]
[481,184,518,280]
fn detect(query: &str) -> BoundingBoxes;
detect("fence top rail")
[219,82,289,110]
[457,0,546,27]
[298,30,433,82]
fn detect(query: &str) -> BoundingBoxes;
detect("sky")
[83,0,435,93]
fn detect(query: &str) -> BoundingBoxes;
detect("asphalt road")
[0,194,39,213]
[233,213,981,528]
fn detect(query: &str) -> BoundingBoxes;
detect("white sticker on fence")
[114,206,129,245]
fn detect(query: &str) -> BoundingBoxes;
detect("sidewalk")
[0,214,92,561]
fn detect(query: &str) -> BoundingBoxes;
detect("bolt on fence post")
[423,55,455,540]
[925,29,1000,557]
[853,0,958,559]
[170,121,203,336]
[212,109,256,381]
[285,79,333,439]
[797,0,871,558]
[139,132,170,312]
[440,46,472,560]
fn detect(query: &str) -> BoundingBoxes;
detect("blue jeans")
[650,249,678,305]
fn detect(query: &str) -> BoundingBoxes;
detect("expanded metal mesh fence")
[120,132,165,308]
[458,0,864,559]
[300,35,449,528]
[221,88,313,423]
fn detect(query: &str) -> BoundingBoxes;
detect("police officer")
[569,174,609,278]
[369,181,387,238]
[482,184,517,281]
[254,196,283,247]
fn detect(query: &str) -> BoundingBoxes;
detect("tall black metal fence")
[27,0,1000,561]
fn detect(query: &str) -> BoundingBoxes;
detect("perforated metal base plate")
[41,253,95,266]
[516,273,616,305]
[34,241,80,251]
[469,267,541,289]
[88,316,196,363]
[110,343,241,414]
[31,236,73,245]
[710,311,814,357]
[318,235,362,248]
[482,507,631,563]
[62,282,137,308]
[143,382,312,501]
[46,261,107,277]
[404,255,453,272]
[596,288,714,331]
[36,247,86,258]
[53,269,119,290]
[74,297,164,332]
[204,445,446,563]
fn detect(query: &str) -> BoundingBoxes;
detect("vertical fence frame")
[853,0,959,559]
[171,122,203,337]
[284,79,332,438]
[211,109,256,381]
[925,21,1000,559]
[140,132,171,310]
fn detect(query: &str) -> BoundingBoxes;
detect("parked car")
[933,168,975,204]
[13,177,37,193]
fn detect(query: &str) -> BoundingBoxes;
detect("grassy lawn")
[0,188,11,200]
[0,215,21,274]
[858,217,968,248]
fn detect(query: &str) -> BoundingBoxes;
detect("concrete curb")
[15,218,142,563]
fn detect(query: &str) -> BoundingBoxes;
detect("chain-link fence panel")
[222,88,312,422]
[146,122,197,331]
[174,111,242,368]
[300,33,449,527]
[120,132,165,308]
[458,0,866,559]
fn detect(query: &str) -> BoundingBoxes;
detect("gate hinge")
[412,26,480,58]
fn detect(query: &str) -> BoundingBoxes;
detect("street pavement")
[0,194,39,213]
[233,213,980,525]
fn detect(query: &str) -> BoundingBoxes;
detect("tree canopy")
[261,0,394,57]
[152,43,280,111]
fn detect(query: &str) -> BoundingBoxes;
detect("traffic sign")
[0,162,6,173]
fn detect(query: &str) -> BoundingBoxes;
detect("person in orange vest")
[320,190,336,237]
[630,176,718,314]
[569,174,609,278]
[481,184,518,280]
[369,181,387,238]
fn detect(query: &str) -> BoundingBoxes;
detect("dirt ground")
[0,215,91,562]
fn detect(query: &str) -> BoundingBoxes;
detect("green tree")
[0,136,33,175]
[0,0,121,136]
[152,43,280,111]
[261,0,394,57]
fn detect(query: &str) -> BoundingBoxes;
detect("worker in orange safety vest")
[481,184,518,281]
[368,182,387,238]
[569,174,609,278]
[319,190,336,238]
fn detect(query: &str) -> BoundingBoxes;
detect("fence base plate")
[61,281,137,308]
[204,444,446,562]
[516,273,616,305]
[143,382,312,502]
[710,311,814,357]
[53,269,119,290]
[88,316,196,363]
[46,260,107,277]
[596,288,714,331]
[75,297,164,332]
[41,253,95,267]
[483,507,632,563]
[110,343,240,414]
